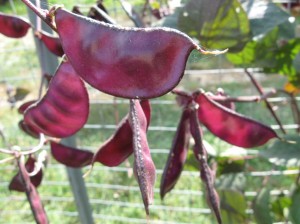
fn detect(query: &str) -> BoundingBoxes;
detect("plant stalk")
[21,0,57,32]
[244,68,286,134]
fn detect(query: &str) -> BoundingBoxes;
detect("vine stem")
[276,89,300,133]
[208,90,277,103]
[21,0,57,32]
[244,68,286,134]
[0,134,45,156]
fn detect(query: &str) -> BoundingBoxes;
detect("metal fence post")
[26,1,94,223]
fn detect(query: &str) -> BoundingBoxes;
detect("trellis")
[0,0,300,223]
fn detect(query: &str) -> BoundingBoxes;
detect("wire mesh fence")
[1,0,300,223]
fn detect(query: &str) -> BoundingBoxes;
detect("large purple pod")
[54,8,199,99]
[37,31,64,57]
[196,93,278,148]
[0,12,31,38]
[93,100,151,166]
[24,61,89,138]
[50,141,93,167]
[160,109,191,199]
[18,100,37,114]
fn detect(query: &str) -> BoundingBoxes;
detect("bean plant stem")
[244,68,286,134]
[290,95,300,133]
[209,90,276,103]
[276,89,300,133]
[21,0,57,32]
[91,5,116,24]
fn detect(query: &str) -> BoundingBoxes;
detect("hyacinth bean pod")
[18,120,40,138]
[129,99,156,215]
[50,142,93,168]
[18,100,37,114]
[18,101,39,138]
[93,100,151,167]
[37,31,64,57]
[160,108,191,199]
[9,156,43,192]
[24,61,89,138]
[190,109,222,224]
[196,92,278,148]
[0,12,31,38]
[54,8,220,99]
[199,159,222,224]
[189,112,205,161]
[17,158,48,224]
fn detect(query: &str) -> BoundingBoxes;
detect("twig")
[0,156,15,164]
[290,95,300,133]
[0,134,45,156]
[208,90,277,103]
[244,68,286,134]
[21,0,57,32]
[119,0,145,27]
[90,5,116,24]
[0,147,14,155]
[275,89,300,133]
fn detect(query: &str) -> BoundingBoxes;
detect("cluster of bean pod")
[1,3,278,223]
[160,89,278,223]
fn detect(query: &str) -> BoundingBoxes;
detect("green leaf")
[259,134,300,167]
[290,184,300,223]
[253,187,273,224]
[178,0,250,52]
[242,0,290,39]
[219,189,247,224]
[271,193,291,220]
[263,38,300,86]
[14,87,30,101]
[216,157,245,176]
[226,28,278,67]
[215,173,246,192]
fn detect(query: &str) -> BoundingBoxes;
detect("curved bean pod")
[50,141,93,168]
[129,99,156,215]
[160,108,191,199]
[18,100,37,114]
[24,61,89,138]
[190,109,222,224]
[196,93,278,148]
[9,156,43,192]
[54,8,202,99]
[0,12,31,38]
[93,100,151,166]
[37,31,64,57]
[19,120,40,138]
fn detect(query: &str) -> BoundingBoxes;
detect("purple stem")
[244,68,286,134]
[209,90,277,103]
[275,89,300,133]
[21,0,57,32]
